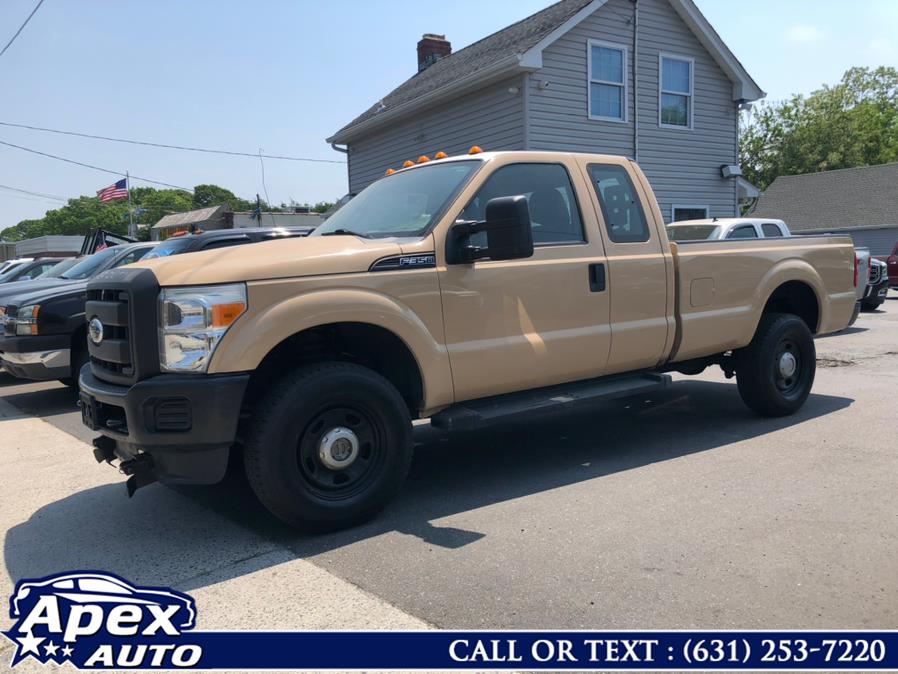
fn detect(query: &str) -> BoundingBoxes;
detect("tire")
[243,362,413,531]
[735,313,816,417]
[60,342,88,389]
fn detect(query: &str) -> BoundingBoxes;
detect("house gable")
[327,0,763,145]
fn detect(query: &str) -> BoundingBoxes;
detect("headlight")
[158,284,246,373]
[15,304,40,336]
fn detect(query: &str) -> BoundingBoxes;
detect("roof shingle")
[330,0,594,140]
[751,163,898,232]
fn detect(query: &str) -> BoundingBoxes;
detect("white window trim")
[587,39,628,124]
[671,204,709,222]
[659,52,694,131]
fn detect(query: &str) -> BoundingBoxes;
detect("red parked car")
[876,241,898,288]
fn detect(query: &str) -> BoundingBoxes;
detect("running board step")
[430,372,671,431]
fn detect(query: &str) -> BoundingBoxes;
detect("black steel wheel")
[736,313,816,417]
[244,362,413,531]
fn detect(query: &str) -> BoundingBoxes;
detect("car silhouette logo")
[88,318,104,345]
[11,572,196,630]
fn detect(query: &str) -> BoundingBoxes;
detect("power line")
[0,182,67,202]
[0,139,194,192]
[0,0,45,59]
[0,120,346,164]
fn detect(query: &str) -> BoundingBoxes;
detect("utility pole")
[126,171,135,238]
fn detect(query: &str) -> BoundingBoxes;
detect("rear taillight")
[853,254,858,287]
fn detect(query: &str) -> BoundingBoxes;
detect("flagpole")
[126,171,135,238]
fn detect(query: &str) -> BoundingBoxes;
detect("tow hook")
[119,454,157,497]
[92,436,116,464]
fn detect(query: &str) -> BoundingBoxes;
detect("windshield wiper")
[319,228,368,238]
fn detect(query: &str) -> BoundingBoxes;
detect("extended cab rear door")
[577,159,674,373]
[437,155,612,402]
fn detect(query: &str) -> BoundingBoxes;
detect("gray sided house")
[751,163,898,256]
[327,0,764,222]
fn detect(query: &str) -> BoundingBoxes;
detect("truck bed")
[668,235,857,362]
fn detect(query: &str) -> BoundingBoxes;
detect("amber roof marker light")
[402,160,415,168]
[434,151,448,159]
[417,155,430,163]
[385,168,396,176]
[468,145,483,154]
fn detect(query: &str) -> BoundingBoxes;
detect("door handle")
[588,263,606,292]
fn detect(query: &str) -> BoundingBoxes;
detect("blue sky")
[0,0,895,229]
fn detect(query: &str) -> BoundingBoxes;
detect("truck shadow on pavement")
[4,380,852,591]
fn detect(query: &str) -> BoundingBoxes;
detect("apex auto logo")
[3,571,201,669]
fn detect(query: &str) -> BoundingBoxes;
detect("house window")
[671,205,708,222]
[660,55,693,128]
[588,41,627,122]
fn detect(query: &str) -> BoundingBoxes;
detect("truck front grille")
[85,267,161,385]
[869,264,883,285]
[85,288,134,379]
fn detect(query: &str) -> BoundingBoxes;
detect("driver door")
[438,160,611,402]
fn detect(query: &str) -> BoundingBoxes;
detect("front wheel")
[243,362,413,531]
[735,313,816,417]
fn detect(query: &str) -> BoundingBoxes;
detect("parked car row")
[0,227,314,386]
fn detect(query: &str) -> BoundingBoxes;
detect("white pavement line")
[0,396,430,637]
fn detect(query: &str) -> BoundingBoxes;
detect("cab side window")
[460,163,585,247]
[761,223,783,237]
[112,248,151,268]
[728,225,758,239]
[588,164,649,243]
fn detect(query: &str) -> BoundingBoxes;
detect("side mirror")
[448,195,534,263]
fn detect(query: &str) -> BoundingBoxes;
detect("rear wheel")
[735,313,816,417]
[243,362,413,531]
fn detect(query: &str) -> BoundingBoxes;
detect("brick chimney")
[417,34,451,72]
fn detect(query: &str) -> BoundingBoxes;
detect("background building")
[751,163,898,255]
[327,0,764,222]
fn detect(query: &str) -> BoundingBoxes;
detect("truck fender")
[751,258,826,333]
[207,287,454,412]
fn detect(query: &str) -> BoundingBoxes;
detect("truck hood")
[0,278,74,307]
[129,235,405,286]
[4,280,87,311]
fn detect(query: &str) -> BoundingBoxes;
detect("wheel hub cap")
[778,351,797,378]
[318,427,359,470]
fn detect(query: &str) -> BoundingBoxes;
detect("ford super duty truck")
[79,150,857,531]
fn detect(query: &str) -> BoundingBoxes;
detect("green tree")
[140,189,194,225]
[740,66,898,190]
[192,184,255,212]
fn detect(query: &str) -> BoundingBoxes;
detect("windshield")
[60,246,122,280]
[0,265,24,282]
[666,224,721,241]
[143,238,192,259]
[36,257,79,278]
[314,160,481,238]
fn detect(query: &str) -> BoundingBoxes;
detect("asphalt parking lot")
[1,295,896,644]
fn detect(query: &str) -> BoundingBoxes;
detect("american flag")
[97,178,128,203]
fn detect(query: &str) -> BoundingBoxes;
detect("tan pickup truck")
[79,150,856,530]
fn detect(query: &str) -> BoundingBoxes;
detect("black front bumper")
[78,366,250,484]
[0,334,70,381]
[864,279,890,306]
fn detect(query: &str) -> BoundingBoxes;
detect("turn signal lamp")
[403,160,415,168]
[468,145,483,154]
[417,155,430,164]
[385,168,396,176]
[434,151,448,159]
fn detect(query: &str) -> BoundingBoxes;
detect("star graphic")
[16,632,44,657]
[44,641,59,657]
[61,644,74,658]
